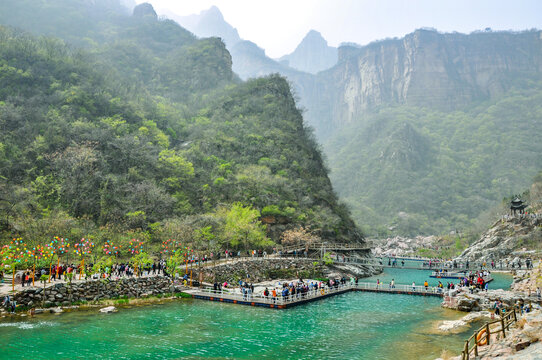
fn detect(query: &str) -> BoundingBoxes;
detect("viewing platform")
[183,282,444,309]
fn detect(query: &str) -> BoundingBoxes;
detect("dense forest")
[0,1,362,257]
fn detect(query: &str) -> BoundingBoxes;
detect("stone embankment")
[7,276,177,309]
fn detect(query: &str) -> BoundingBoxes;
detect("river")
[0,268,512,360]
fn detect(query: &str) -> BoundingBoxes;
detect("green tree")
[221,203,270,250]
[131,252,152,277]
[165,249,184,283]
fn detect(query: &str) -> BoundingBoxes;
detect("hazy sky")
[136,0,542,58]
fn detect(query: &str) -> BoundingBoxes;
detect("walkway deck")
[183,282,444,309]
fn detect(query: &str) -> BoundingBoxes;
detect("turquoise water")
[0,270,512,360]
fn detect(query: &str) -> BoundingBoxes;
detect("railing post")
[463,340,469,360]
[486,323,490,345]
[513,309,517,323]
[501,317,506,338]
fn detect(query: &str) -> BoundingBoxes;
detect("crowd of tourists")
[379,256,534,271]
[1,260,172,287]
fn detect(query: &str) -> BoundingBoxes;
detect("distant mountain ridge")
[163,6,338,78]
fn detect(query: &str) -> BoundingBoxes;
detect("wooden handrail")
[461,309,517,360]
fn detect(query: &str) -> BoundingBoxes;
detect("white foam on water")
[0,321,57,329]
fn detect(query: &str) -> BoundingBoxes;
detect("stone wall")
[196,258,377,283]
[197,258,320,283]
[12,276,174,308]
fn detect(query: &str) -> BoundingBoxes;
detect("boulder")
[457,298,477,312]
[99,306,117,313]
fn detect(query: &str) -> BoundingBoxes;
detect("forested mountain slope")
[0,1,363,251]
[159,7,542,238]
[326,88,542,236]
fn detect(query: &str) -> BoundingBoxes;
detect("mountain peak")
[133,3,157,19]
[278,29,337,74]
[205,5,224,19]
[304,30,327,43]
[170,5,240,47]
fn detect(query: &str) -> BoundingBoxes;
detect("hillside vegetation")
[326,84,542,236]
[0,1,362,256]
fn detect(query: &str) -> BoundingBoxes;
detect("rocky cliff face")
[304,29,542,135]
[458,215,542,262]
[278,30,337,74]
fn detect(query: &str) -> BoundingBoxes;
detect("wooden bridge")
[183,282,444,309]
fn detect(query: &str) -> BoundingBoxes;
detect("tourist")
[493,300,501,317]
[412,282,416,291]
[376,279,380,289]
[2,295,10,310]
[424,280,428,291]
[390,279,395,289]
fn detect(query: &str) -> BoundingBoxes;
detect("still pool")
[0,270,512,360]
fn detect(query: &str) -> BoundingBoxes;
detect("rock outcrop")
[371,235,441,257]
[457,215,542,262]
[132,3,157,19]
[442,288,540,312]
[441,309,542,360]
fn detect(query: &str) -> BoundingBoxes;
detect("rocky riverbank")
[437,263,542,359]
[437,308,542,360]
[442,263,541,313]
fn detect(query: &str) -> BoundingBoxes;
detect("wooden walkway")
[183,282,444,309]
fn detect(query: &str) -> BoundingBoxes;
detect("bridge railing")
[194,283,354,305]
[192,281,443,306]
